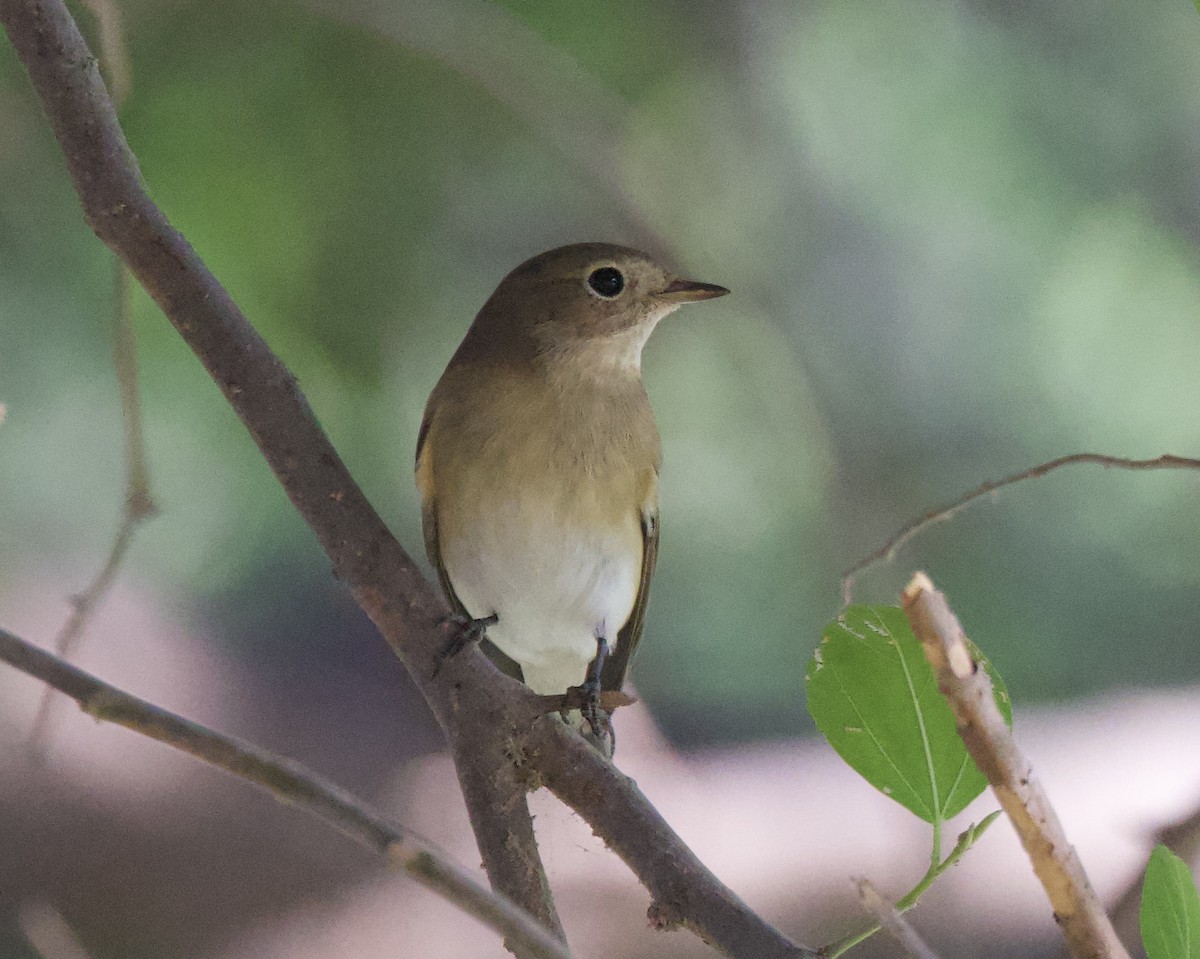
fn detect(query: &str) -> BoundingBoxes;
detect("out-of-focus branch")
[19,901,97,959]
[27,481,152,749]
[853,879,940,959]
[843,453,1200,604]
[0,628,573,959]
[0,2,811,956]
[29,0,155,754]
[901,573,1131,959]
[80,0,131,106]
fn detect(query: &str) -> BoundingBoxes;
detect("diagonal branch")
[901,573,1131,959]
[0,628,572,959]
[535,731,813,958]
[0,0,561,945]
[0,1,811,956]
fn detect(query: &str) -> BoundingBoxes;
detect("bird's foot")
[432,612,498,677]
[579,636,614,756]
[580,707,615,758]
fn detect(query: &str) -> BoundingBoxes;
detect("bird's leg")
[579,635,614,754]
[432,612,498,677]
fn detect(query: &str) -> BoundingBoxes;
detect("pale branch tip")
[901,574,1132,959]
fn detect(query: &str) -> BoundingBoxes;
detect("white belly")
[441,505,640,695]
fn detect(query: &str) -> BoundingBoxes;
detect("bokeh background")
[3,0,1200,956]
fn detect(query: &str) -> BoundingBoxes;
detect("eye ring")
[586,266,625,299]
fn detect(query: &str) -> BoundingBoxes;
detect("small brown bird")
[416,243,728,751]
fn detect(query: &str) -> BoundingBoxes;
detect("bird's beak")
[656,278,731,303]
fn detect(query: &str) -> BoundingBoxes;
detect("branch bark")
[0,628,572,959]
[0,1,811,956]
[901,573,1131,959]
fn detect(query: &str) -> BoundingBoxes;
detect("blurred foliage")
[1141,844,1200,959]
[3,0,1200,746]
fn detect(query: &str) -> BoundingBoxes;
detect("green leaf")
[805,605,1011,823]
[1142,845,1200,959]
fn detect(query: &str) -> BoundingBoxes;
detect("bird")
[415,243,728,753]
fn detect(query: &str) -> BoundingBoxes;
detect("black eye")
[587,267,625,298]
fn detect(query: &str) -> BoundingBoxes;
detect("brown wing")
[600,506,659,692]
[416,410,523,681]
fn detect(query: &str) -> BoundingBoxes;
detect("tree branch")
[843,453,1200,604]
[901,573,1131,959]
[0,627,573,959]
[0,0,560,943]
[0,1,810,956]
[532,727,813,958]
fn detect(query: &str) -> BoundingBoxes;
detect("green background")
[5,0,1200,956]
[5,0,1200,746]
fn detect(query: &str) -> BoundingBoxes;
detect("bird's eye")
[586,267,625,299]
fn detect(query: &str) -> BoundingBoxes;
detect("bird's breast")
[429,372,657,686]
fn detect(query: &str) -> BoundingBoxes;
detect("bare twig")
[901,573,1131,959]
[0,3,811,956]
[843,453,1200,604]
[853,879,940,959]
[28,0,155,753]
[0,628,574,959]
[27,495,148,749]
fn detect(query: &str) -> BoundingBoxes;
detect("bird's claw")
[578,635,614,756]
[432,612,498,677]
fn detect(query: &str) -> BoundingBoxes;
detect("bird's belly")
[440,501,640,694]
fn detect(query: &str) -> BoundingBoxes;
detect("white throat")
[551,304,679,378]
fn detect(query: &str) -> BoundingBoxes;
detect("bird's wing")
[601,478,659,692]
[415,414,463,612]
[415,411,524,680]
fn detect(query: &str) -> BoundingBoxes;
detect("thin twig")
[27,501,145,749]
[0,628,574,959]
[853,878,940,959]
[28,0,155,753]
[901,573,1131,959]
[843,453,1200,604]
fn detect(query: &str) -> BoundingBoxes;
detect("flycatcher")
[416,243,728,751]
